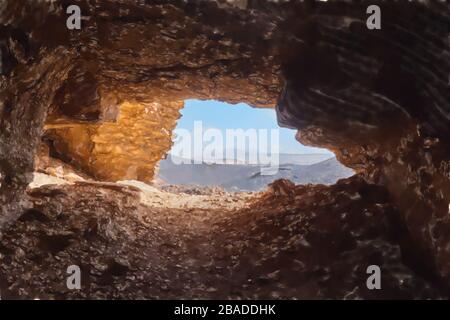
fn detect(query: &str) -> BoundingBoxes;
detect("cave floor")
[0,177,444,299]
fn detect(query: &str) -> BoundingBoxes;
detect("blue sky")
[171,99,332,155]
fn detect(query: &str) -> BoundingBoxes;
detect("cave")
[0,0,449,300]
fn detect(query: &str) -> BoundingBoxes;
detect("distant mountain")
[277,153,334,165]
[167,153,333,166]
[157,155,354,192]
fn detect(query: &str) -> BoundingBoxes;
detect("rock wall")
[0,47,74,231]
[45,100,183,182]
[276,1,450,283]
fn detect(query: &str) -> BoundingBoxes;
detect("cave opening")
[156,99,354,192]
[1,0,448,300]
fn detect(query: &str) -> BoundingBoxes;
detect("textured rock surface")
[0,176,444,299]
[275,1,450,283]
[45,101,183,182]
[0,48,74,231]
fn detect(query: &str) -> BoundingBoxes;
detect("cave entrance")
[156,99,353,192]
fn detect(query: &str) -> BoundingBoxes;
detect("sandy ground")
[30,173,253,211]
